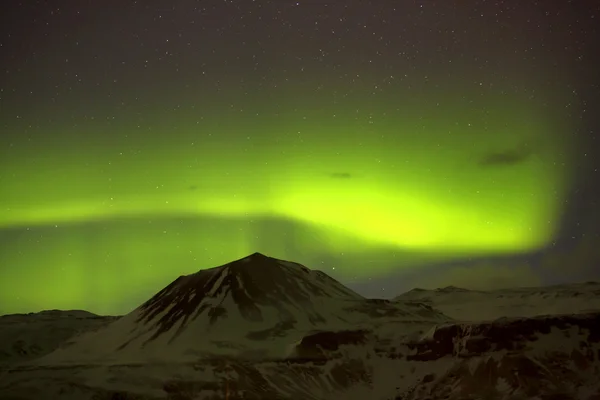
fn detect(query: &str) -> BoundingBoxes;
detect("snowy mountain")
[1,254,598,400]
[33,252,448,365]
[393,281,600,320]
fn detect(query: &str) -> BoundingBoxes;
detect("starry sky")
[0,0,598,315]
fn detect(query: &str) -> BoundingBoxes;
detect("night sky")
[1,1,598,315]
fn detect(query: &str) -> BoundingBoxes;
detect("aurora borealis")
[0,1,598,315]
[1,97,571,250]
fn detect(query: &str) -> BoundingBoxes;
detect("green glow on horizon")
[0,91,575,314]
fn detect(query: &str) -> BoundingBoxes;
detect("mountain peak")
[114,253,363,350]
[248,252,268,258]
[232,252,273,266]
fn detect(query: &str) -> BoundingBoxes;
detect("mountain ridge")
[2,253,599,400]
[30,253,448,366]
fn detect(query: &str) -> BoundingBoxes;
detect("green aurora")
[0,90,575,314]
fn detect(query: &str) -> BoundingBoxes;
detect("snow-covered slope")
[398,311,600,399]
[34,252,448,365]
[280,311,600,400]
[393,281,600,320]
[4,311,598,400]
[0,310,117,365]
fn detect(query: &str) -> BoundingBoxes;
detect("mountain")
[33,252,448,365]
[0,310,117,366]
[393,281,600,320]
[1,254,598,400]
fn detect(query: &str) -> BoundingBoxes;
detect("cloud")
[478,144,535,168]
[329,172,353,179]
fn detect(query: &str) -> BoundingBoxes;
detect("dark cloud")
[478,145,535,168]
[329,172,353,179]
